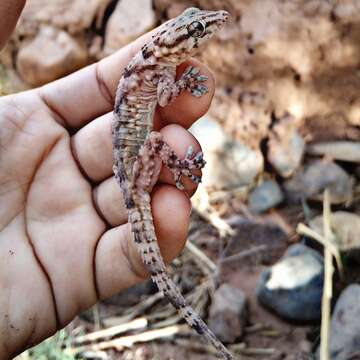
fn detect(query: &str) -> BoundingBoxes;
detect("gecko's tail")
[129,203,234,360]
[153,271,234,360]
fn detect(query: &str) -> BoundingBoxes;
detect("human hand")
[0,22,215,360]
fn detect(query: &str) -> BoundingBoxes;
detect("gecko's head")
[151,7,228,64]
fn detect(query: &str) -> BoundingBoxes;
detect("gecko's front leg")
[157,65,209,107]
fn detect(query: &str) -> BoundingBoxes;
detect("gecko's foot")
[190,84,208,97]
[181,66,209,97]
[172,145,206,190]
[148,133,206,191]
[181,145,206,170]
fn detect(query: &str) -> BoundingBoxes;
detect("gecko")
[112,7,232,359]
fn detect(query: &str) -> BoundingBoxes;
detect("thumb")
[0,0,26,50]
[94,184,191,300]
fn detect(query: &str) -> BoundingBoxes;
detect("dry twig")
[219,244,268,265]
[75,324,189,352]
[320,189,334,360]
[296,189,343,360]
[185,241,217,274]
[296,226,343,277]
[192,185,235,237]
[74,318,148,345]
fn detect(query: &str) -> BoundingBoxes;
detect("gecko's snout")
[214,10,229,28]
[220,10,229,22]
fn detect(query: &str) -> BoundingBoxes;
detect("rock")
[102,280,156,307]
[309,211,360,253]
[332,2,360,21]
[190,116,263,189]
[209,284,247,343]
[307,141,360,163]
[284,160,354,204]
[104,0,156,55]
[154,0,194,18]
[268,115,305,178]
[256,244,323,322]
[304,113,360,143]
[17,26,88,86]
[248,179,284,213]
[322,284,360,360]
[18,0,111,35]
[210,89,272,151]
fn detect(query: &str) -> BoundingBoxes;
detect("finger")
[0,0,26,50]
[72,111,203,183]
[71,112,113,182]
[157,124,203,192]
[93,176,127,227]
[38,29,155,129]
[95,185,191,299]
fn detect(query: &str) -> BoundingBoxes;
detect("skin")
[0,0,26,50]
[0,2,215,358]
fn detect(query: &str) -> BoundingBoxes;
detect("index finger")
[0,0,26,50]
[38,30,155,129]
[155,59,215,130]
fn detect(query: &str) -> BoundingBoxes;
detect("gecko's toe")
[188,66,200,76]
[189,174,202,184]
[184,145,194,159]
[181,149,205,170]
[174,173,201,188]
[190,84,208,97]
[175,179,185,190]
[196,75,208,82]
[193,151,206,169]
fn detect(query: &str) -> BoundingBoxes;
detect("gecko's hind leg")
[147,132,205,190]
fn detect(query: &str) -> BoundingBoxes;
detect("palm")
[0,37,214,359]
[0,93,105,350]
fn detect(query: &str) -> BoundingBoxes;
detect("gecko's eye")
[187,20,206,38]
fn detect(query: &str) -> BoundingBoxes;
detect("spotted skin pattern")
[112,7,233,359]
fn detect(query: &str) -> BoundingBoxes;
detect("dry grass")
[297,189,343,360]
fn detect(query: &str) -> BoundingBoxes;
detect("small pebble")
[190,117,263,188]
[307,141,360,163]
[284,160,353,204]
[249,179,284,213]
[104,0,156,54]
[17,26,88,86]
[268,115,305,178]
[209,284,247,343]
[317,284,360,360]
[310,211,360,253]
[256,244,323,322]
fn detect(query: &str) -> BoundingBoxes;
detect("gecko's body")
[112,8,232,359]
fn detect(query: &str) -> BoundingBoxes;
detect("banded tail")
[129,199,234,360]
